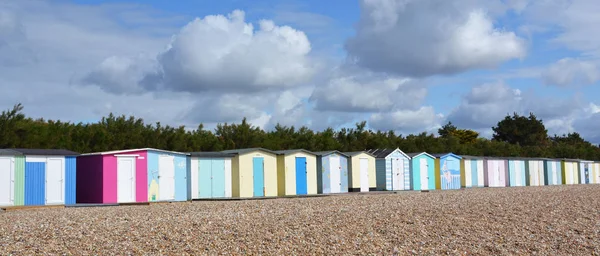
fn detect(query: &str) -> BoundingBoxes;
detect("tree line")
[1,104,599,160]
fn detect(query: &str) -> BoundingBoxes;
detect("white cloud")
[573,103,600,144]
[542,58,600,87]
[345,0,527,77]
[310,66,426,112]
[446,81,584,137]
[369,106,443,134]
[82,55,159,94]
[140,10,315,94]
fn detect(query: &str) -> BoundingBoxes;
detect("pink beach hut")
[76,148,189,204]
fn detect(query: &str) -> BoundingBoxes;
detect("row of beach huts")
[1,147,599,207]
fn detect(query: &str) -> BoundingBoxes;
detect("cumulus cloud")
[140,10,315,94]
[542,58,600,87]
[345,0,527,77]
[310,67,426,112]
[82,55,159,94]
[446,81,584,137]
[369,106,443,134]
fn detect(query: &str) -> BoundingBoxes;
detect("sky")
[1,0,600,143]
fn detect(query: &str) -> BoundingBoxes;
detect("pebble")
[0,185,599,254]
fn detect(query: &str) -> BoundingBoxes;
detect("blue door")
[25,162,46,206]
[471,161,478,187]
[253,157,264,197]
[198,159,212,198]
[295,157,307,195]
[211,159,226,198]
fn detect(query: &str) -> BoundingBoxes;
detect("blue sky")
[2,0,600,143]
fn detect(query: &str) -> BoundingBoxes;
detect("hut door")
[158,155,175,200]
[117,156,136,203]
[211,159,226,198]
[329,156,341,193]
[392,158,403,190]
[530,163,538,186]
[46,158,64,204]
[295,157,307,195]
[419,158,428,190]
[514,162,523,186]
[359,158,369,192]
[252,157,265,197]
[198,159,212,198]
[584,164,590,184]
[0,157,13,206]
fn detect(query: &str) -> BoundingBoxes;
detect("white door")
[117,157,136,203]
[46,158,64,204]
[464,161,472,187]
[224,158,232,197]
[158,155,175,200]
[359,158,369,192]
[489,161,498,187]
[0,157,13,206]
[529,162,538,186]
[392,158,403,190]
[514,162,522,186]
[477,161,485,186]
[420,158,428,190]
[329,156,341,193]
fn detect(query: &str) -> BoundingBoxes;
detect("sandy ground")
[1,185,600,255]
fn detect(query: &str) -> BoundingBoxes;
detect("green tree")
[492,113,549,147]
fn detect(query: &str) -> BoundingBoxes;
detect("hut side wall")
[76,155,104,203]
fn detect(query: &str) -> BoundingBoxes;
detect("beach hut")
[578,160,594,184]
[507,157,527,187]
[222,148,278,198]
[592,162,600,184]
[460,155,485,188]
[314,151,348,194]
[366,148,410,191]
[484,157,509,187]
[189,152,234,199]
[344,151,377,192]
[561,159,580,185]
[274,149,318,196]
[0,149,79,207]
[544,159,562,185]
[407,152,436,191]
[525,158,546,186]
[76,148,189,204]
[432,153,462,190]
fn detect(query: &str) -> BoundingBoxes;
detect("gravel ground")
[1,185,600,255]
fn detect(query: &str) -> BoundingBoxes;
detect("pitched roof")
[189,152,235,158]
[343,151,376,157]
[273,149,316,156]
[430,153,462,159]
[221,148,277,155]
[81,148,187,156]
[406,152,435,159]
[313,150,349,157]
[5,148,80,156]
[366,148,410,159]
[459,155,486,159]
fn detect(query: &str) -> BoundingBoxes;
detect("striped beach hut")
[314,151,348,194]
[222,148,278,198]
[77,148,189,204]
[507,157,527,187]
[592,162,600,184]
[460,155,485,188]
[561,159,580,185]
[525,158,546,186]
[484,157,509,187]
[578,160,595,184]
[407,152,436,191]
[344,151,377,192]
[0,149,79,207]
[189,152,234,199]
[275,149,318,196]
[544,159,563,185]
[432,153,462,190]
[366,148,410,191]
